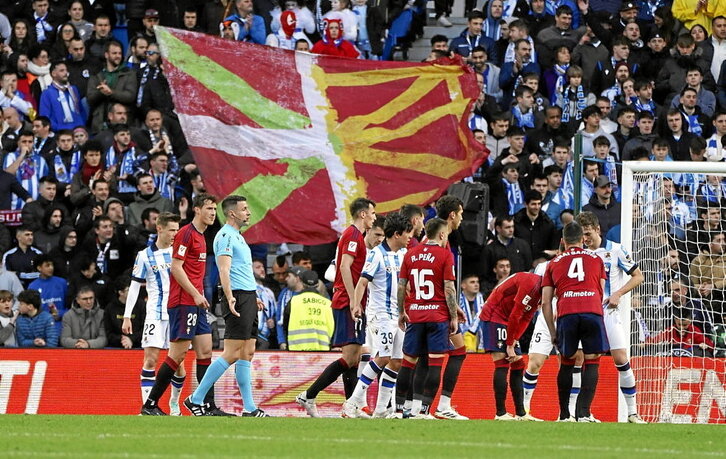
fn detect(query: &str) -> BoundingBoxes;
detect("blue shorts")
[557,313,609,358]
[331,307,366,347]
[402,322,451,357]
[480,321,521,354]
[168,305,211,341]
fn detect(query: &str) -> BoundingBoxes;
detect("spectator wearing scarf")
[39,61,87,131]
[104,124,148,198]
[3,132,50,210]
[556,65,593,133]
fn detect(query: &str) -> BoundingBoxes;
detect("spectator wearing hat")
[638,27,670,83]
[139,9,160,44]
[283,268,334,351]
[583,174,621,238]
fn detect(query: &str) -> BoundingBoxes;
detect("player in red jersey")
[400,203,425,248]
[396,218,459,419]
[141,193,230,416]
[405,195,468,419]
[296,197,376,417]
[542,222,608,422]
[479,272,543,421]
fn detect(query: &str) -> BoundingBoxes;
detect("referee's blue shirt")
[213,224,256,291]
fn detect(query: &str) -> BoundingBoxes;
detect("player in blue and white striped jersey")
[577,211,646,423]
[342,213,413,418]
[122,212,187,415]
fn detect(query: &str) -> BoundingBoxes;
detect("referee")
[184,195,268,417]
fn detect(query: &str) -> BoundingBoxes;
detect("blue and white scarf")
[503,178,524,214]
[459,291,484,333]
[631,96,656,115]
[682,111,703,136]
[51,149,82,183]
[552,63,569,104]
[106,145,147,194]
[512,105,535,129]
[560,85,586,123]
[34,14,53,42]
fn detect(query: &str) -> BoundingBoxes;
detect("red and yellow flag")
[157,28,486,243]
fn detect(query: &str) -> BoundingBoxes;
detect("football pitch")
[2,416,725,458]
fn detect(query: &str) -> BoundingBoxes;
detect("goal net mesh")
[628,170,725,424]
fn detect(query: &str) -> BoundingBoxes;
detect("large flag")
[157,27,486,244]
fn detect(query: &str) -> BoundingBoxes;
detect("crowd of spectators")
[0,0,725,358]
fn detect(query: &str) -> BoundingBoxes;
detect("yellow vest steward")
[287,292,334,351]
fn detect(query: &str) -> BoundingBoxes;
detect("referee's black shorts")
[222,290,258,340]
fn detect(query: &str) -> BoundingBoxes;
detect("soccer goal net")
[621,161,726,424]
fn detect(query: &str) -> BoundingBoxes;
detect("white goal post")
[621,161,726,424]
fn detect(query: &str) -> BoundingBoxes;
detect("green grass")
[1,416,724,458]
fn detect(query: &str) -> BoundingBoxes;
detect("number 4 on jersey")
[567,257,585,282]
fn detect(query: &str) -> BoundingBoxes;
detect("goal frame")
[620,161,726,422]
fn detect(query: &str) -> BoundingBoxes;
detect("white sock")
[403,400,412,411]
[350,361,382,405]
[523,371,539,413]
[357,353,371,379]
[411,398,422,416]
[140,368,155,403]
[569,366,582,417]
[617,362,638,416]
[375,367,397,414]
[170,374,185,406]
[437,395,451,412]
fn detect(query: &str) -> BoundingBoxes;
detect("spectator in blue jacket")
[500,38,542,106]
[226,0,267,44]
[28,255,67,335]
[39,61,87,131]
[449,10,499,64]
[16,289,58,348]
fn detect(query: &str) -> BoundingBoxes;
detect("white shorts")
[529,312,554,356]
[141,319,170,349]
[529,301,557,356]
[603,306,627,350]
[367,314,404,359]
